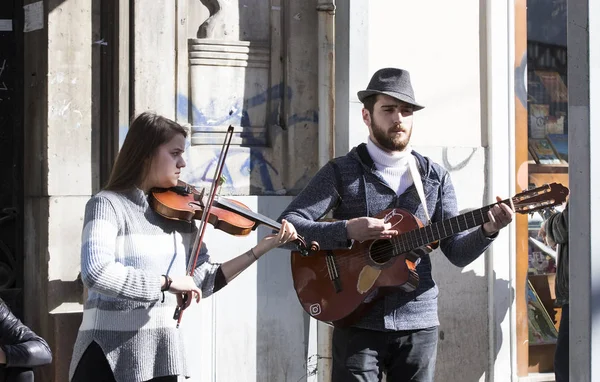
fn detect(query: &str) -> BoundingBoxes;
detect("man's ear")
[362,108,371,126]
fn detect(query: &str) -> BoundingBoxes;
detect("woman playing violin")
[69,112,298,382]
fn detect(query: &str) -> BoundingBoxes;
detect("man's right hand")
[346,217,398,242]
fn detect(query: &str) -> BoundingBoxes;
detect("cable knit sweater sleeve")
[80,195,162,302]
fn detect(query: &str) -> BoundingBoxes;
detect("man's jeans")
[332,326,438,382]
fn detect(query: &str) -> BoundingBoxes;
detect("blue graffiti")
[185,148,281,194]
[287,110,319,126]
[175,83,319,193]
[177,83,318,129]
[240,151,279,193]
[178,83,294,128]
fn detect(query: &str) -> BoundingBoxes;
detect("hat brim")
[357,90,425,111]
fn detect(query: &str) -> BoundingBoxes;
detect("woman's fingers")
[176,293,189,309]
[278,219,289,243]
[279,219,298,244]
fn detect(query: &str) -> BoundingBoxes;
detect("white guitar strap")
[408,155,431,224]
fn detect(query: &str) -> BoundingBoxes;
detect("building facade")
[0,0,597,381]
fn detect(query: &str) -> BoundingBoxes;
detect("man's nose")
[394,112,404,124]
[178,158,186,168]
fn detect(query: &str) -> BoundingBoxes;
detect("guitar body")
[291,208,426,327]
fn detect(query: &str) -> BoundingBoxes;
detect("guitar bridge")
[326,251,342,293]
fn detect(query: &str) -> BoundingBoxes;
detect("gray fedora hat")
[357,68,424,111]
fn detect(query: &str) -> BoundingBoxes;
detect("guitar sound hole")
[369,240,394,265]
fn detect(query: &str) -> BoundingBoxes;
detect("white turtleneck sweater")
[366,137,414,195]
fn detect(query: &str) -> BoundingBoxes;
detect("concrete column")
[23,0,97,380]
[334,0,369,156]
[567,0,600,380]
[321,1,369,381]
[133,0,176,118]
[483,0,516,380]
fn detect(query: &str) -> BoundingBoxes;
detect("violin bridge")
[325,251,342,293]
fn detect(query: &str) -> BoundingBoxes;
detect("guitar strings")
[311,191,553,276]
[313,204,502,275]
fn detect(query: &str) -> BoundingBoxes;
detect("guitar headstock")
[512,183,569,215]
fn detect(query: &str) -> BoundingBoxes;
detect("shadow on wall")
[47,0,70,12]
[255,198,314,382]
[435,263,513,382]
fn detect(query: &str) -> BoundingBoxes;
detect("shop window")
[516,0,568,377]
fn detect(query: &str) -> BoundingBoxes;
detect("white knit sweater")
[69,188,220,382]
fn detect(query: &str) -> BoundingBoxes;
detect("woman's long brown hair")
[104,112,187,191]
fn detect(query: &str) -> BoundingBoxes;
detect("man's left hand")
[482,196,514,237]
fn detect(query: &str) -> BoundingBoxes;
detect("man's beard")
[371,121,411,152]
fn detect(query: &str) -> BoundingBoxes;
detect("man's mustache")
[390,123,406,132]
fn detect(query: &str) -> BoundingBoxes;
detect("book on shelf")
[535,70,568,103]
[529,138,562,165]
[529,104,549,139]
[546,133,568,163]
[529,237,557,260]
[545,115,565,135]
[527,279,558,345]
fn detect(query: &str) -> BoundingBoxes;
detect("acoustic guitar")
[291,182,568,327]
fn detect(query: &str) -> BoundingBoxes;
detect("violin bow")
[173,125,235,328]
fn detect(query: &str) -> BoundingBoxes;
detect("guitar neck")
[392,198,510,256]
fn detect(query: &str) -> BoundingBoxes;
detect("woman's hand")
[253,219,299,257]
[168,275,202,309]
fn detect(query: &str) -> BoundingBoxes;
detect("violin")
[157,126,318,328]
[149,180,319,255]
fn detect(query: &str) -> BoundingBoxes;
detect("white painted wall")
[361,1,515,381]
[180,196,311,382]
[367,0,483,148]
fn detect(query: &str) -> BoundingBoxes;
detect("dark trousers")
[332,326,438,382]
[71,342,177,382]
[554,304,569,382]
[0,368,34,382]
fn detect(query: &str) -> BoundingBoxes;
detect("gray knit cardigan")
[69,188,220,382]
[279,144,496,331]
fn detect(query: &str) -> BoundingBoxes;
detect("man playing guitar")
[278,67,514,382]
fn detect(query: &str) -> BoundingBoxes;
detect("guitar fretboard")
[390,200,508,256]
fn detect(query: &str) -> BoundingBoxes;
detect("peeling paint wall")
[172,0,320,196]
